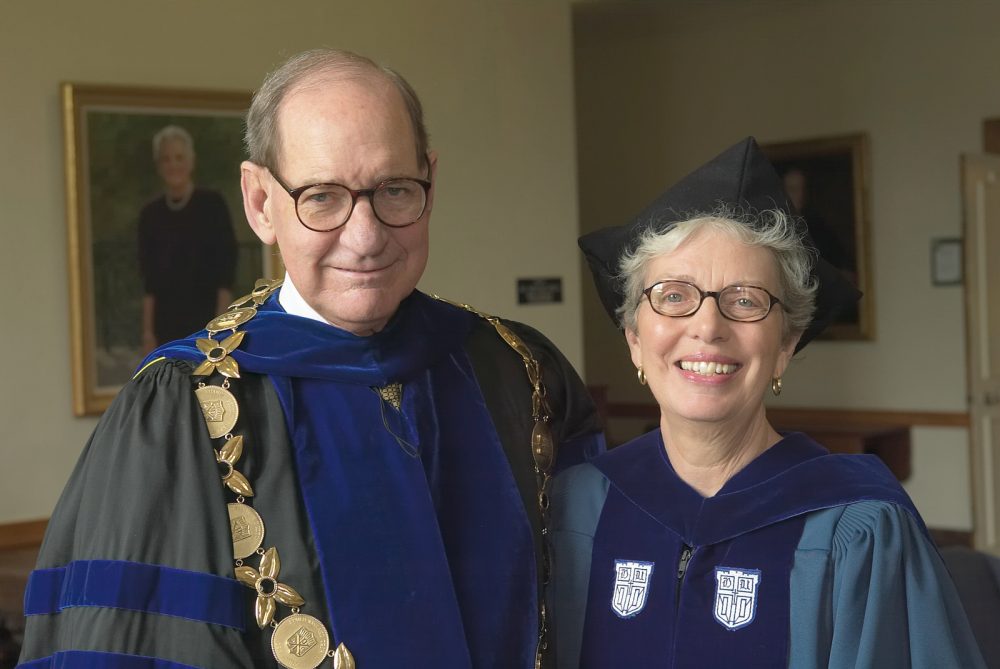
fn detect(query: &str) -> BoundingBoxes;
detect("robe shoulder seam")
[831,500,914,551]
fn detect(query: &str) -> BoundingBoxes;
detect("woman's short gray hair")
[616,206,817,343]
[245,48,429,172]
[152,125,194,161]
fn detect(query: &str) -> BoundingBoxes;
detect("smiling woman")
[622,221,800,455]
[551,138,986,668]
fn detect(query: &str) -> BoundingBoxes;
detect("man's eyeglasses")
[270,170,432,232]
[641,280,783,323]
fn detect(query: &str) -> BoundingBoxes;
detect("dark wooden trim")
[767,408,969,429]
[984,117,1000,154]
[0,518,47,550]
[604,403,969,429]
[929,528,974,548]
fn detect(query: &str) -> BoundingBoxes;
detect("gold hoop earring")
[771,377,782,396]
[637,366,647,386]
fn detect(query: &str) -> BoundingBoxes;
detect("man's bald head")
[245,48,429,172]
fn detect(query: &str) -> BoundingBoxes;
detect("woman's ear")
[625,326,643,370]
[774,331,802,379]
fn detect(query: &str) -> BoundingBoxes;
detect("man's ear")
[241,161,276,245]
[423,149,439,217]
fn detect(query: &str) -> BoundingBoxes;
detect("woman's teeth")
[680,360,737,376]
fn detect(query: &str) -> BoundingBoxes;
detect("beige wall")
[3,0,991,531]
[0,0,583,523]
[574,0,1000,529]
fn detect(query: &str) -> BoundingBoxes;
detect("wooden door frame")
[962,152,1000,554]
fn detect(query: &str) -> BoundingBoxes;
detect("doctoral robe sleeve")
[825,502,986,669]
[549,463,609,669]
[18,360,254,668]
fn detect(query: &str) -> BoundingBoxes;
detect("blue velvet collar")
[146,290,475,385]
[595,430,920,547]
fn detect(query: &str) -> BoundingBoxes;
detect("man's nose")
[338,195,389,251]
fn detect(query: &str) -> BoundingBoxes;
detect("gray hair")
[616,206,817,343]
[152,125,194,161]
[245,48,429,172]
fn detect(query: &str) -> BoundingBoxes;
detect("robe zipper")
[675,544,693,610]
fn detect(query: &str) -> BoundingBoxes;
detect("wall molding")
[605,403,970,429]
[0,518,47,550]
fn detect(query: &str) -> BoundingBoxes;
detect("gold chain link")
[431,296,557,667]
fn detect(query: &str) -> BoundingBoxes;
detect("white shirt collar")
[277,272,331,325]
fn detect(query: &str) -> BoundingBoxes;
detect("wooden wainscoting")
[0,519,46,552]
[0,519,46,644]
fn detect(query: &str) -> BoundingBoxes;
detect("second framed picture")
[763,133,874,343]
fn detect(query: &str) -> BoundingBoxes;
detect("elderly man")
[19,49,602,668]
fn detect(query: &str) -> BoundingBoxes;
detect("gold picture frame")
[763,133,874,342]
[63,83,276,416]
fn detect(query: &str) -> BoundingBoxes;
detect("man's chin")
[316,295,406,336]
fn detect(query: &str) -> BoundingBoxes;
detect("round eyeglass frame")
[641,280,784,322]
[269,169,432,232]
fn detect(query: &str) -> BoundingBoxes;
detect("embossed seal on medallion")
[272,613,331,669]
[227,502,264,559]
[194,385,239,438]
[206,307,257,334]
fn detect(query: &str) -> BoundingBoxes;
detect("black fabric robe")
[19,295,602,668]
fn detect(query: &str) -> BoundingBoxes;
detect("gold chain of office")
[190,279,557,668]
[432,295,558,669]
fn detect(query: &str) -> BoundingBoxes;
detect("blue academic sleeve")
[549,463,610,669]
[826,502,986,669]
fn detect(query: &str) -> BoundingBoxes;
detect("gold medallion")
[271,613,331,669]
[531,420,555,473]
[206,307,257,334]
[228,293,256,310]
[228,502,265,559]
[195,385,239,438]
[252,279,281,304]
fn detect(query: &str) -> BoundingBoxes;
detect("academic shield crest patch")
[713,566,761,631]
[611,559,654,618]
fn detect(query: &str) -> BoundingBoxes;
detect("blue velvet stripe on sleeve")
[17,650,203,669]
[23,559,244,630]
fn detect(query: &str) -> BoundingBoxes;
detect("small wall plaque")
[517,277,563,304]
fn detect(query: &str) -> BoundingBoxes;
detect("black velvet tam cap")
[578,137,860,351]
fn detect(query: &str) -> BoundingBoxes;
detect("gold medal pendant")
[228,502,265,559]
[198,279,356,669]
[271,613,330,669]
[206,307,258,334]
[195,385,239,438]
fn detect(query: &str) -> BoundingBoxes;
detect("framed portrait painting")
[762,133,874,342]
[63,83,279,416]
